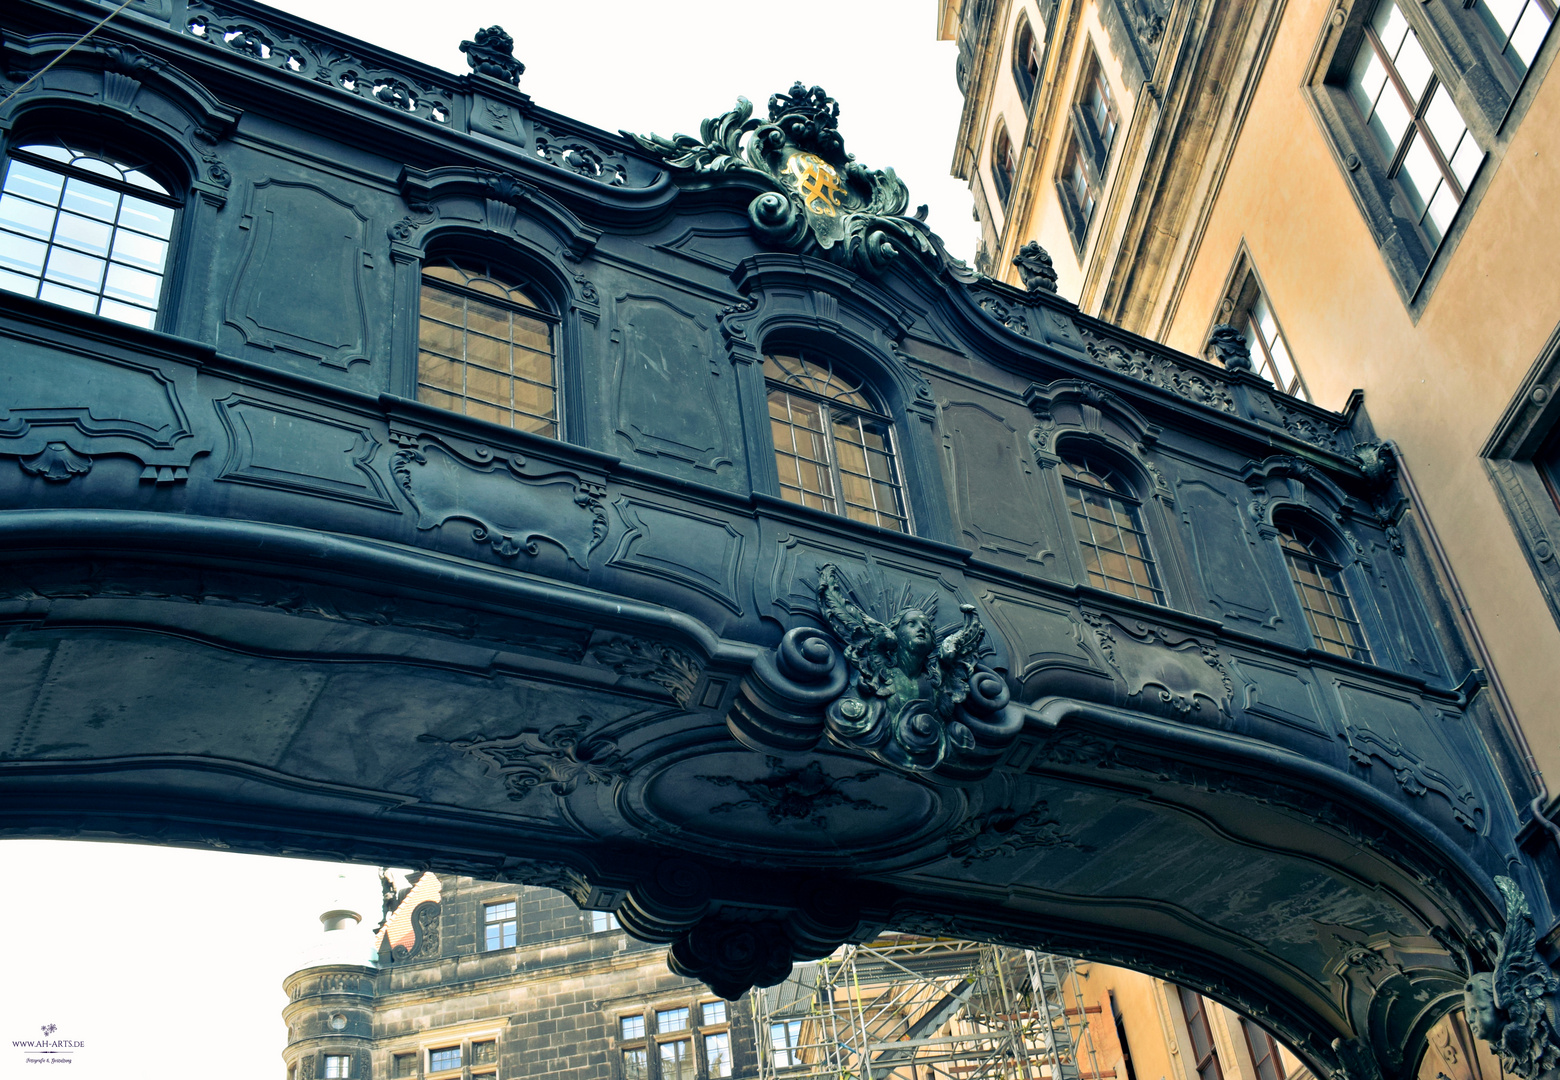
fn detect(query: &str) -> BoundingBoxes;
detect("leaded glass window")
[418,261,558,436]
[0,138,176,328]
[1347,0,1484,245]
[1277,521,1371,662]
[1060,453,1165,604]
[765,352,909,532]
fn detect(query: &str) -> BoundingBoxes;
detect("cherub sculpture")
[816,563,999,771]
[1465,877,1560,1080]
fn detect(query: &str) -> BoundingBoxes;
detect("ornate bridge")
[0,5,1555,1080]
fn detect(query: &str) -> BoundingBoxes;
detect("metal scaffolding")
[749,935,1107,1080]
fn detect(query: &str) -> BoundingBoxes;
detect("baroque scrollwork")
[591,637,701,707]
[625,84,973,280]
[1465,877,1560,1080]
[420,716,629,801]
[699,757,885,828]
[728,565,1023,780]
[948,802,1088,865]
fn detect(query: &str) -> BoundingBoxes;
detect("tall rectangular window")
[1178,988,1224,1080]
[1214,259,1310,401]
[1347,0,1483,246]
[622,1049,648,1080]
[324,1057,351,1079]
[771,1020,804,1067]
[393,1053,417,1077]
[483,900,517,951]
[1242,1021,1284,1080]
[705,1032,733,1078]
[659,1040,693,1080]
[0,141,177,329]
[1055,50,1115,252]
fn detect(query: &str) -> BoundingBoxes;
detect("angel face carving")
[813,564,1021,774]
[1462,876,1560,1080]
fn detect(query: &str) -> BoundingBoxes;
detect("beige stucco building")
[940,0,1560,842]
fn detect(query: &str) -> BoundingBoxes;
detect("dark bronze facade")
[0,4,1554,1080]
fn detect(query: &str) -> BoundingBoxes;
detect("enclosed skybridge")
[751,937,1104,1080]
[0,4,1555,1080]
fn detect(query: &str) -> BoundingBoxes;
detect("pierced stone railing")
[965,278,1356,458]
[163,0,654,187]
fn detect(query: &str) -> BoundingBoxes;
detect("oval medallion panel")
[619,734,958,867]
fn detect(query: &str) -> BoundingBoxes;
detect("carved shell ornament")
[625,84,976,280]
[728,564,1023,780]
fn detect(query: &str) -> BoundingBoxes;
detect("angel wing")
[934,604,986,712]
[1492,877,1560,1016]
[817,564,896,695]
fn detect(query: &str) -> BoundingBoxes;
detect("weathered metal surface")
[0,5,1553,1079]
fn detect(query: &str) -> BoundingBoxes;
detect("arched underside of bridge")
[0,524,1526,1080]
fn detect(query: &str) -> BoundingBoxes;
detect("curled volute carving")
[1206,323,1252,371]
[727,565,1023,780]
[625,85,975,280]
[459,25,524,85]
[1013,241,1059,294]
[1465,877,1560,1080]
[615,860,870,999]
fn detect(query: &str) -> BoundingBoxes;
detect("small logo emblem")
[41,1024,57,1036]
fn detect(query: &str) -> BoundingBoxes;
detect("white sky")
[2,3,974,1077]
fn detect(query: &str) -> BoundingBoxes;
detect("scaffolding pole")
[749,937,1106,1080]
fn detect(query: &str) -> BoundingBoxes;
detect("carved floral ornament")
[728,564,1024,780]
[626,84,975,279]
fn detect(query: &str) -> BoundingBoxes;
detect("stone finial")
[1206,323,1252,371]
[460,25,524,86]
[1013,241,1058,293]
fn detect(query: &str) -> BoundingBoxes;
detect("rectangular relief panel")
[611,294,737,482]
[941,399,1062,573]
[1175,477,1283,629]
[1333,679,1483,831]
[607,496,746,614]
[213,395,399,511]
[224,179,371,371]
[1228,656,1331,738]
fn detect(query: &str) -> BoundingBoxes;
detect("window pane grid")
[1279,526,1371,662]
[0,152,173,328]
[1351,1,1483,245]
[705,1032,733,1078]
[660,1040,693,1080]
[1475,0,1555,74]
[766,353,909,530]
[1064,478,1165,604]
[417,265,558,437]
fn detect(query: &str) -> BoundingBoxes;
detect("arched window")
[418,260,558,437]
[991,123,1017,208]
[1059,450,1165,603]
[765,351,908,532]
[0,136,178,328]
[1276,520,1371,661]
[1013,17,1042,105]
